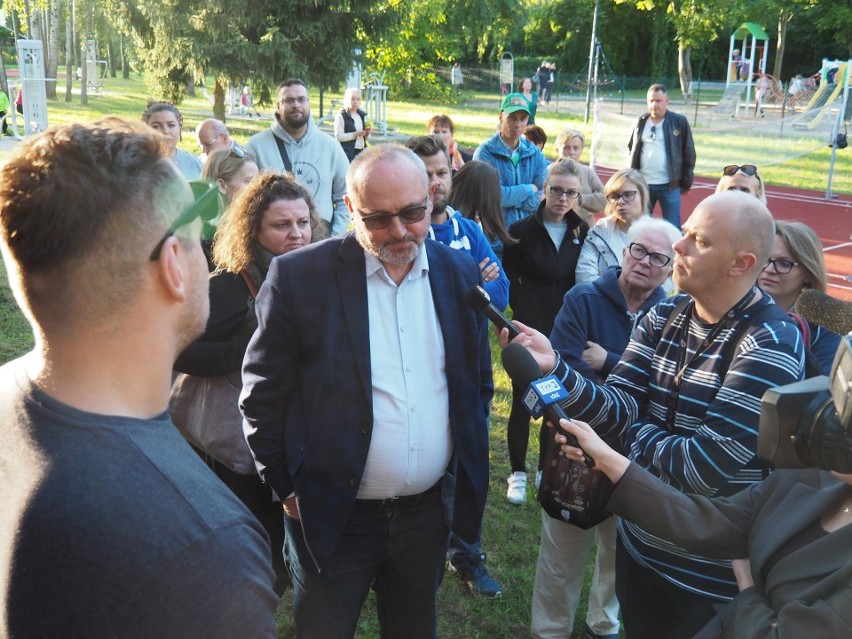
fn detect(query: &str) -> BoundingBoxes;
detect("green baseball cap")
[500,93,531,115]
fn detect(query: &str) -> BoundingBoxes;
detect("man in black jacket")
[627,84,696,230]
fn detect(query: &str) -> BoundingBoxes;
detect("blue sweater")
[429,207,509,312]
[549,266,667,383]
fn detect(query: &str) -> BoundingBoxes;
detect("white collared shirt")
[357,246,452,499]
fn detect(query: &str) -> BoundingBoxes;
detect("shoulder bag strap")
[272,134,293,173]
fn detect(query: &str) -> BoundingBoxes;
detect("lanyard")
[665,287,758,430]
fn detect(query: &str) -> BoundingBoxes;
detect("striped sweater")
[552,292,805,601]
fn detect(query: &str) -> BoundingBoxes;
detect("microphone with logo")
[501,343,613,529]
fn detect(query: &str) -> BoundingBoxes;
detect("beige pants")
[531,511,620,638]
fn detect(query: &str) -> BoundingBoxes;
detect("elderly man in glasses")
[195,118,236,159]
[627,83,696,230]
[246,78,350,237]
[715,164,767,203]
[241,143,492,639]
[0,118,279,636]
[499,191,806,639]
[531,216,679,639]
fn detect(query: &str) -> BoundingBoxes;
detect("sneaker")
[534,469,543,489]
[506,471,527,504]
[456,563,503,599]
[584,624,620,639]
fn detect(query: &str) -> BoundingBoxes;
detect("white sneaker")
[506,471,527,504]
[534,470,542,490]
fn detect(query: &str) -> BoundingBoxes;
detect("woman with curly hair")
[142,99,203,179]
[173,172,320,596]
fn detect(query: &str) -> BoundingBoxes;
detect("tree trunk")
[773,9,791,81]
[65,6,72,102]
[121,37,130,79]
[678,44,693,102]
[46,0,59,99]
[0,50,9,97]
[79,9,89,106]
[108,39,116,78]
[213,80,226,122]
[186,74,196,98]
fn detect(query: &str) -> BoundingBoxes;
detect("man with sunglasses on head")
[0,119,279,637]
[627,84,696,230]
[499,191,805,639]
[241,144,492,639]
[196,118,235,160]
[715,164,766,203]
[246,78,350,238]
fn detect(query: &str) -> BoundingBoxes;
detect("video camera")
[759,334,852,472]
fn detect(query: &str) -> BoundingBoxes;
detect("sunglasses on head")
[722,164,758,177]
[149,181,224,261]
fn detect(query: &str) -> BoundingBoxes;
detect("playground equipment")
[13,39,50,138]
[363,70,388,135]
[499,52,514,95]
[824,60,851,199]
[794,59,850,130]
[725,22,770,118]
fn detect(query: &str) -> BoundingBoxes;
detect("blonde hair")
[604,169,649,217]
[775,220,827,293]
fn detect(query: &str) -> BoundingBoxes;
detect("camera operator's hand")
[556,418,630,483]
[732,558,754,591]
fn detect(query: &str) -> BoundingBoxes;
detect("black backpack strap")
[273,134,293,173]
[718,301,788,377]
[661,296,691,338]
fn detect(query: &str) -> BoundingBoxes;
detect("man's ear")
[344,194,356,225]
[153,237,189,303]
[730,251,757,278]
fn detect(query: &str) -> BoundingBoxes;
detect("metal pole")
[584,0,600,123]
[825,60,851,199]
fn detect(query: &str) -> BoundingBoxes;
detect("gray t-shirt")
[0,359,279,638]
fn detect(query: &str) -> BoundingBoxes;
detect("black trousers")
[615,536,720,639]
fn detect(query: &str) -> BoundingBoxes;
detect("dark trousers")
[647,183,683,230]
[507,384,548,473]
[285,488,448,639]
[615,536,719,639]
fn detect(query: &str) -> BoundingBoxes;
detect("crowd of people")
[0,76,848,639]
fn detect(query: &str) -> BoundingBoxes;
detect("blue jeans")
[284,489,448,639]
[647,183,682,230]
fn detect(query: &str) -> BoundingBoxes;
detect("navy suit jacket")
[610,464,852,638]
[241,233,493,570]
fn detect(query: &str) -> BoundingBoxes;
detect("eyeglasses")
[199,133,223,151]
[628,242,672,268]
[723,164,758,177]
[650,125,657,141]
[546,183,580,200]
[358,198,429,230]
[149,181,224,261]
[763,257,799,274]
[280,96,309,106]
[606,190,638,203]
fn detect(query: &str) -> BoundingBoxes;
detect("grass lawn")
[0,70,845,638]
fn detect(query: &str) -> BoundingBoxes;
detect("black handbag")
[537,433,615,530]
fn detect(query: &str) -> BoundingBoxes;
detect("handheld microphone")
[501,343,595,467]
[464,285,521,339]
[796,289,852,336]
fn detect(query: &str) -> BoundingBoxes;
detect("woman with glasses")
[142,99,203,180]
[535,217,679,639]
[715,164,766,204]
[502,158,589,505]
[555,129,607,228]
[575,168,650,286]
[334,87,371,162]
[173,172,321,597]
[758,220,841,373]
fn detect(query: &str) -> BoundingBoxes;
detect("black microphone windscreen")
[796,289,852,336]
[501,343,544,389]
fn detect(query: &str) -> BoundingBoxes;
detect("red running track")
[595,167,852,303]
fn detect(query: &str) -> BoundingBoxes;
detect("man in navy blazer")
[241,144,492,639]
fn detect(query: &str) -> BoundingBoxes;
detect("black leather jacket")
[627,110,696,191]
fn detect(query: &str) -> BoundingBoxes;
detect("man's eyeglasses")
[280,96,309,106]
[628,242,671,268]
[149,181,224,261]
[606,190,638,203]
[357,198,429,231]
[650,125,657,141]
[723,164,758,177]
[763,257,799,274]
[546,183,580,200]
[199,133,224,152]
